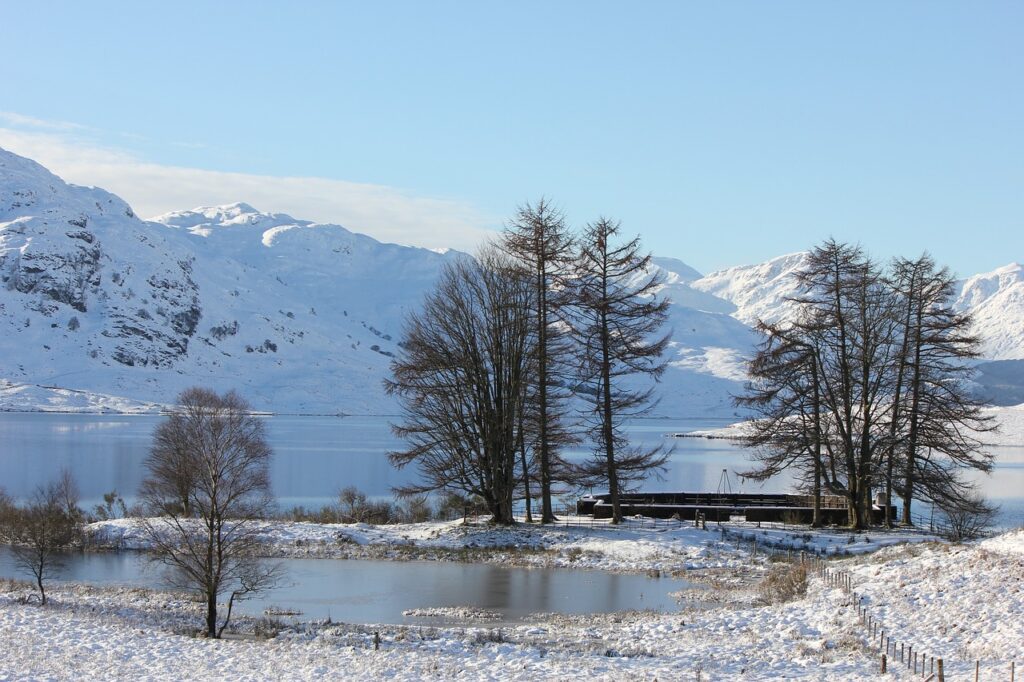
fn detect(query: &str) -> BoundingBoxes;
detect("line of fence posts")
[804,553,1018,682]
[498,507,1016,679]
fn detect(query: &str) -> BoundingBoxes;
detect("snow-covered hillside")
[953,262,1024,361]
[691,252,1024,406]
[1,147,1021,414]
[690,252,807,326]
[0,149,756,415]
[0,149,457,413]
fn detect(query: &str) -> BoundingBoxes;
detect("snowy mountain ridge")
[1,147,1021,414]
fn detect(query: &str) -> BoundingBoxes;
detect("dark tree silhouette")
[736,315,828,527]
[738,241,995,529]
[502,199,577,523]
[887,254,994,524]
[5,472,81,605]
[386,249,536,525]
[139,388,280,638]
[572,218,671,524]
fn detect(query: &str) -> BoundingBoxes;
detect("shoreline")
[2,525,1022,680]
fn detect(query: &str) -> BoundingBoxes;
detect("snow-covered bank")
[830,530,1024,680]
[679,403,1024,447]
[86,517,939,574]
[4,529,1023,680]
[0,380,166,414]
[0,580,876,681]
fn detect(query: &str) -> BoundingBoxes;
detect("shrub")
[937,494,999,541]
[253,616,288,639]
[756,563,809,605]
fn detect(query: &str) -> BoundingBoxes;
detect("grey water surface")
[0,548,695,625]
[1,412,1021,523]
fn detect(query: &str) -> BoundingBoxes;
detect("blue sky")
[1,2,1021,276]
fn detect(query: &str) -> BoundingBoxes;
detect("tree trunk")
[520,443,533,523]
[811,357,823,528]
[537,279,556,524]
[902,304,925,526]
[884,451,895,529]
[207,591,218,638]
[218,591,238,639]
[812,458,822,528]
[599,286,621,524]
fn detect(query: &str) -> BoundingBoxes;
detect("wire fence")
[809,556,1018,682]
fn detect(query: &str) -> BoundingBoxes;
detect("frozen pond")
[0,548,694,625]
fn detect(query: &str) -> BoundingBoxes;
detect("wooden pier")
[577,492,895,525]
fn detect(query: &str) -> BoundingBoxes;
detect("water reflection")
[0,548,690,624]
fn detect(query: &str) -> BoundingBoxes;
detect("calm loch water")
[0,412,1021,526]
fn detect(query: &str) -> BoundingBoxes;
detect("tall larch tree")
[573,218,671,524]
[502,199,576,523]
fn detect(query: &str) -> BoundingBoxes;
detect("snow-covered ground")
[86,516,939,573]
[3,522,1022,680]
[679,402,1024,447]
[0,380,166,414]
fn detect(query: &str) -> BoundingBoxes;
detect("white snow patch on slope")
[954,262,1024,361]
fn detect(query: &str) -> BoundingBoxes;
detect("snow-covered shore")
[679,403,1024,447]
[2,524,1023,680]
[0,380,167,414]
[85,516,940,574]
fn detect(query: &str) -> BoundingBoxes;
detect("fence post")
[881,653,887,673]
[937,658,944,682]
[975,660,980,682]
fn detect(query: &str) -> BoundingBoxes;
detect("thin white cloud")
[0,123,497,251]
[0,111,90,132]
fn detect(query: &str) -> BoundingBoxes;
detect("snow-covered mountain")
[953,263,1024,361]
[1,147,1021,414]
[690,252,807,326]
[0,149,457,413]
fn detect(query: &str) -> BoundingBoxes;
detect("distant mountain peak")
[2,147,1022,414]
[153,203,305,234]
[651,257,703,283]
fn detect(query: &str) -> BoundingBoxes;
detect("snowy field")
[4,519,1021,680]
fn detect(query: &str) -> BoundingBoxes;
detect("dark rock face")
[103,260,203,368]
[1,154,204,371]
[4,220,103,313]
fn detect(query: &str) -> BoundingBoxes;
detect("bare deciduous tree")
[935,491,998,541]
[139,388,280,638]
[736,316,829,527]
[6,474,82,605]
[572,218,671,524]
[386,249,536,525]
[887,254,994,524]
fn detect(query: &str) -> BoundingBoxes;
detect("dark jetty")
[577,492,895,525]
